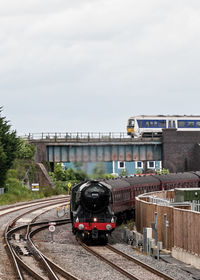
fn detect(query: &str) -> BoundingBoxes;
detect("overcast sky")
[1,0,200,135]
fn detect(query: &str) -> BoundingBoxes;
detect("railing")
[148,196,171,206]
[22,132,127,140]
[21,132,162,142]
[22,132,128,141]
[147,195,200,211]
[191,200,200,212]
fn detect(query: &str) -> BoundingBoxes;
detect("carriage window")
[137,120,143,128]
[144,121,154,127]
[149,121,154,127]
[196,121,200,127]
[158,120,166,128]
[186,121,194,127]
[123,191,130,200]
[154,121,158,127]
[178,121,185,128]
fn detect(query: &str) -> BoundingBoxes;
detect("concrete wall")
[35,163,54,188]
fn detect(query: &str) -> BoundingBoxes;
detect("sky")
[1,0,200,136]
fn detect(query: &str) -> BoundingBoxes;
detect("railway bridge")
[26,130,200,175]
[26,132,162,175]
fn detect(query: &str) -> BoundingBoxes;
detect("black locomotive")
[70,171,200,243]
[70,180,116,243]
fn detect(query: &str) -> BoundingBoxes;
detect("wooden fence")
[136,192,200,255]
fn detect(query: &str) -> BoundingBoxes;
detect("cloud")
[1,1,200,134]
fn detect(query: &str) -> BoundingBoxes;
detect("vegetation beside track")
[0,109,114,205]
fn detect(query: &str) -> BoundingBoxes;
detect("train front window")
[128,119,134,127]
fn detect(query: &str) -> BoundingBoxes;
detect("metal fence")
[191,200,200,212]
[22,132,128,140]
[148,196,171,206]
[0,188,4,195]
[21,132,162,144]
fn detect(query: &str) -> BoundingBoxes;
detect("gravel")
[33,209,200,280]
[1,199,200,280]
[0,196,65,280]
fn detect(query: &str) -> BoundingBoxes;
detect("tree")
[0,108,19,187]
[92,162,106,177]
[16,138,35,160]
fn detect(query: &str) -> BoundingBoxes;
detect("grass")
[0,184,67,206]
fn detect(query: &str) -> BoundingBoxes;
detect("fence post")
[164,213,167,249]
[154,212,158,243]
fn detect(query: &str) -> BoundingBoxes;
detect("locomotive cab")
[127,118,135,137]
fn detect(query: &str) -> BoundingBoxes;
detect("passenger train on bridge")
[127,115,200,138]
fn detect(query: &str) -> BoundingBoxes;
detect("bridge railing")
[22,132,129,141]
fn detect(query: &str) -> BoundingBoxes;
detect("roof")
[153,172,199,182]
[175,188,200,191]
[128,115,200,119]
[123,176,160,185]
[104,176,160,189]
[103,178,130,189]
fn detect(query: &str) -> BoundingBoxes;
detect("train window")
[137,120,143,128]
[128,119,134,126]
[144,121,154,127]
[149,121,154,127]
[154,121,158,127]
[158,120,166,128]
[196,121,200,127]
[178,121,185,128]
[186,121,194,127]
[118,161,125,169]
[123,191,130,200]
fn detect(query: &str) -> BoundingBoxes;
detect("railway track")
[3,197,81,280]
[0,196,67,218]
[77,239,176,280]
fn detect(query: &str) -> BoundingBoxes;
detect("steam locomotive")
[70,180,116,243]
[70,171,200,242]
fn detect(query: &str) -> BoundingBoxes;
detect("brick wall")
[162,129,200,172]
